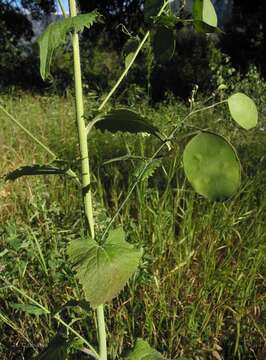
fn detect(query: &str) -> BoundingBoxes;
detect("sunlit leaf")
[67,228,142,308]
[183,132,241,201]
[93,109,163,140]
[2,164,67,182]
[144,0,164,23]
[133,160,162,181]
[125,52,136,68]
[152,27,176,63]
[10,303,47,316]
[123,38,139,68]
[38,11,99,80]
[125,339,163,359]
[193,0,218,33]
[227,93,258,130]
[34,333,68,360]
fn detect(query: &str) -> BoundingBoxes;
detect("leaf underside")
[34,333,68,360]
[125,339,164,360]
[93,109,162,139]
[2,164,67,182]
[228,92,258,130]
[67,227,142,308]
[183,132,241,201]
[38,11,99,80]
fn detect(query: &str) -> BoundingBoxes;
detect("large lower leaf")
[193,0,218,32]
[34,333,68,360]
[125,339,163,359]
[38,11,99,80]
[67,228,142,308]
[183,132,241,201]
[152,26,176,63]
[93,109,163,140]
[227,93,258,130]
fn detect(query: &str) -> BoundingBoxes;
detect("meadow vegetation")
[0,81,265,358]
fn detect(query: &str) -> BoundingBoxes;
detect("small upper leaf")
[34,333,69,360]
[183,132,241,201]
[152,26,176,63]
[125,339,164,360]
[193,0,218,33]
[93,109,162,139]
[38,11,99,80]
[67,228,142,308]
[227,93,258,130]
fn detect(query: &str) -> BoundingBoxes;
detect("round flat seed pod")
[183,132,241,201]
[228,93,258,130]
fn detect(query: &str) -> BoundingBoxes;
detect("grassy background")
[0,91,265,359]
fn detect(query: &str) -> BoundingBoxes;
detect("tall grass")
[0,93,265,359]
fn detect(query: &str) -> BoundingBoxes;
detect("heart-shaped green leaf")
[183,132,241,201]
[93,109,162,139]
[193,0,218,32]
[125,339,163,359]
[152,27,175,63]
[227,93,258,130]
[67,228,142,308]
[38,11,99,80]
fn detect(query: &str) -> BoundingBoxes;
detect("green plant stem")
[68,1,107,359]
[69,0,94,237]
[98,31,150,111]
[57,0,67,17]
[97,0,169,113]
[97,305,107,359]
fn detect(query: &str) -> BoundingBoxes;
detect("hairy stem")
[68,0,107,358]
[69,0,94,236]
